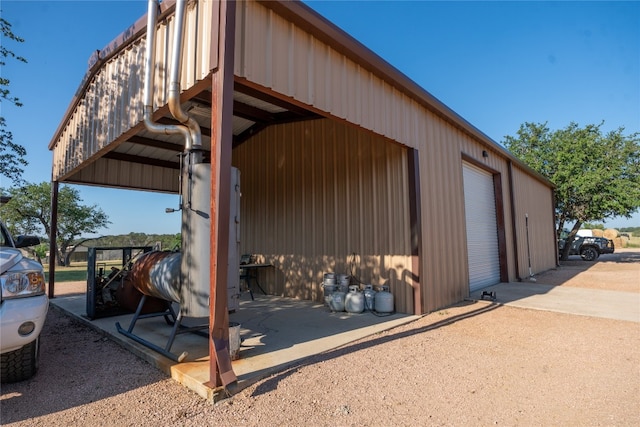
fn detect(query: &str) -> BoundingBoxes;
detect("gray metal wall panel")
[233,119,415,313]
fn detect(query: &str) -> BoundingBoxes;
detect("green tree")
[504,122,640,260]
[0,182,111,266]
[0,17,28,185]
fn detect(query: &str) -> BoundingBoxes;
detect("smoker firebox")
[86,246,154,320]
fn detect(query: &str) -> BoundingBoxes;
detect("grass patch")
[622,235,640,248]
[44,260,124,283]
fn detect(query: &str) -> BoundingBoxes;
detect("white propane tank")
[322,284,337,306]
[337,273,350,293]
[375,285,394,313]
[329,290,346,312]
[322,273,337,307]
[345,285,364,314]
[363,284,376,311]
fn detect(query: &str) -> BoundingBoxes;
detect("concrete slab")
[49,293,419,401]
[469,282,640,323]
[50,277,638,402]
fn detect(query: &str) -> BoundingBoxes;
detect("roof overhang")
[49,0,554,191]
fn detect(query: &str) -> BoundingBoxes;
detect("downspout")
[507,160,521,281]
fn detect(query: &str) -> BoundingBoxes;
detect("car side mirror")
[14,235,41,248]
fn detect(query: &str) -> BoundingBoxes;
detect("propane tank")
[322,273,337,307]
[322,283,337,307]
[337,273,350,293]
[374,285,394,313]
[363,284,376,311]
[329,290,346,312]
[345,285,364,314]
[323,272,336,284]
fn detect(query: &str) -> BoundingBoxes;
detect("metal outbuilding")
[48,0,557,389]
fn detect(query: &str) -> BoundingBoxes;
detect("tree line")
[0,183,180,266]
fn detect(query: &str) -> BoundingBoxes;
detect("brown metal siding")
[232,119,415,313]
[235,1,426,149]
[51,1,214,183]
[47,0,559,315]
[65,158,180,192]
[511,166,557,278]
[420,115,467,310]
[415,113,527,312]
[235,2,548,311]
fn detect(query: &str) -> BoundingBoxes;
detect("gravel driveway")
[2,250,639,426]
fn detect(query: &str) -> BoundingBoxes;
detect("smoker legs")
[115,294,208,363]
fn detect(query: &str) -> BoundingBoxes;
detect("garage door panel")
[463,163,500,291]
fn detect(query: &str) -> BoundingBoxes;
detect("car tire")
[0,338,40,383]
[580,246,599,262]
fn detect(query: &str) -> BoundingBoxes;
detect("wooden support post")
[408,149,423,315]
[208,0,237,389]
[48,180,59,298]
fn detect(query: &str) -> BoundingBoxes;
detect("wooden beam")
[407,149,423,315]
[48,181,59,299]
[103,152,180,169]
[207,0,237,389]
[127,135,183,152]
[234,81,312,117]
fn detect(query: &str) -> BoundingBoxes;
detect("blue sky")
[2,1,639,236]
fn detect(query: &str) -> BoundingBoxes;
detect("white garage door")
[463,162,500,291]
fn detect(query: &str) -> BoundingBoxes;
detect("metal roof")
[48,0,553,191]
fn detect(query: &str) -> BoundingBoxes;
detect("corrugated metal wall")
[66,157,180,191]
[415,113,525,311]
[232,119,415,313]
[235,1,426,150]
[511,165,558,278]
[51,0,216,183]
[52,39,145,180]
[48,0,558,315]
[234,0,560,313]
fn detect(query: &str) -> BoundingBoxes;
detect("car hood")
[0,248,23,275]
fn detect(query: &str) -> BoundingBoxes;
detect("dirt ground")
[1,250,639,426]
[533,249,640,293]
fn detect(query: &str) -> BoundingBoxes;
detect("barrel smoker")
[114,165,240,362]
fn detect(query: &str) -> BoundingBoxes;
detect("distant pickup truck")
[558,235,615,261]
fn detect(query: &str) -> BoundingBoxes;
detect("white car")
[0,221,48,383]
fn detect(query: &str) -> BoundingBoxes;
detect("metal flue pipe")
[141,0,210,319]
[168,0,202,150]
[143,0,191,146]
[169,0,208,319]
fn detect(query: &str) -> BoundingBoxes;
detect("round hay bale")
[619,236,629,248]
[591,229,604,237]
[613,237,626,248]
[603,228,619,240]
